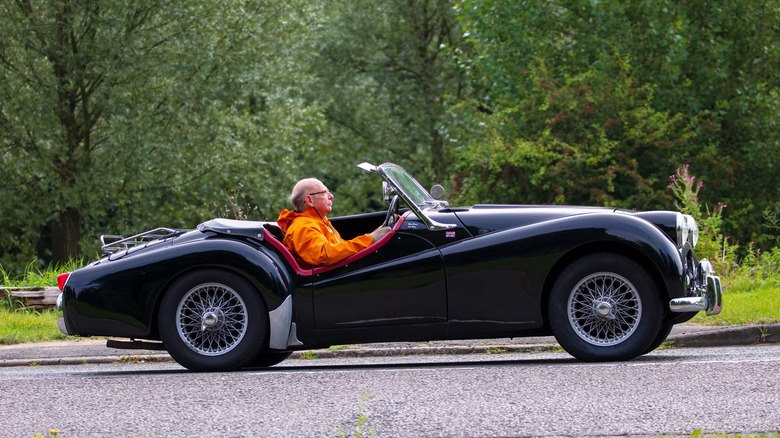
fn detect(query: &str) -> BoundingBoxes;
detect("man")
[277,178,392,267]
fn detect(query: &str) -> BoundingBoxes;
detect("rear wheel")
[159,269,267,372]
[246,351,292,368]
[548,253,662,362]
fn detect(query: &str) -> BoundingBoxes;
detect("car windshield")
[377,163,435,209]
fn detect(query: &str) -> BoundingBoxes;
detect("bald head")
[290,178,325,211]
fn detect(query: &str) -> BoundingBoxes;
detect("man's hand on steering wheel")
[383,194,400,228]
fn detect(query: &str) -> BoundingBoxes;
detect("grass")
[338,393,374,438]
[0,306,67,345]
[1,259,85,288]
[1,261,82,345]
[298,350,320,360]
[691,275,780,326]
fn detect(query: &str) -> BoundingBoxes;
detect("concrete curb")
[668,323,780,348]
[1,324,778,368]
[293,342,562,360]
[0,354,175,368]
[0,344,563,368]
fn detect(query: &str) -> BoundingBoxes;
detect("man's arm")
[286,224,375,266]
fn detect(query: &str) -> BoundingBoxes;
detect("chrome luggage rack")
[100,227,182,254]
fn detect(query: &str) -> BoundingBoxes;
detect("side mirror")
[430,184,445,199]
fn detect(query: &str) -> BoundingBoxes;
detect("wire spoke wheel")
[176,282,248,356]
[159,269,267,371]
[567,273,641,346]
[549,253,662,362]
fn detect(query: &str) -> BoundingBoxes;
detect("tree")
[307,0,469,194]
[454,0,780,244]
[0,0,314,271]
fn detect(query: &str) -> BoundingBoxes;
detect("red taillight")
[57,273,71,290]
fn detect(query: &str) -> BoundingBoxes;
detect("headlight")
[676,214,698,248]
[688,215,699,247]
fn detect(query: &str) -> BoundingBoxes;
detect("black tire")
[644,322,674,354]
[548,253,663,362]
[245,351,293,368]
[159,269,267,372]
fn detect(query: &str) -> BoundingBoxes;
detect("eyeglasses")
[309,190,331,197]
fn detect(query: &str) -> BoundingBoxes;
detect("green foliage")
[307,0,468,191]
[0,0,317,273]
[2,0,780,275]
[1,260,84,288]
[449,59,709,210]
[691,271,780,327]
[667,165,736,270]
[456,0,780,244]
[761,207,780,248]
[735,245,780,281]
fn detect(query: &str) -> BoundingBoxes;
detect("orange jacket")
[277,208,374,267]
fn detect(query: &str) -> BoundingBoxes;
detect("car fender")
[441,212,684,330]
[61,237,297,344]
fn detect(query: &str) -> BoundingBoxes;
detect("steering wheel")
[383,195,400,228]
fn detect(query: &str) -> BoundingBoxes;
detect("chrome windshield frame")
[360,162,455,231]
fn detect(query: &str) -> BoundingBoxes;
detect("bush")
[667,165,737,273]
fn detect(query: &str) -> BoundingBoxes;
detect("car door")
[311,229,447,344]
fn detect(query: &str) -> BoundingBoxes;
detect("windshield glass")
[377,163,434,209]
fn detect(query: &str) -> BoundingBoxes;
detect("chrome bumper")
[669,259,722,316]
[56,293,71,335]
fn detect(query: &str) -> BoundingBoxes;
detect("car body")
[57,162,722,371]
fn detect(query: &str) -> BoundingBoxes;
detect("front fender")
[442,212,684,331]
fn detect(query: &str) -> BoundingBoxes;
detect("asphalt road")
[2,344,779,437]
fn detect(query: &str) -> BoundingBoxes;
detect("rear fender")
[62,238,298,344]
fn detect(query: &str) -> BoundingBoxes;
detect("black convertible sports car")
[56,162,722,371]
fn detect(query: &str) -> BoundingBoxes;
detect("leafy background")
[1,0,778,274]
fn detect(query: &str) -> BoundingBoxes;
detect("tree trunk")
[431,128,446,183]
[50,207,82,264]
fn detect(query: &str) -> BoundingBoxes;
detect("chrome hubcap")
[594,300,615,319]
[201,309,222,330]
[567,273,642,346]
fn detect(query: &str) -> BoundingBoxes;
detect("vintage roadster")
[56,162,722,371]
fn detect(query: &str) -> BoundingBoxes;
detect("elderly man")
[276,178,392,267]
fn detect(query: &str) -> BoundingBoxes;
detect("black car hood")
[438,204,679,240]
[446,205,613,235]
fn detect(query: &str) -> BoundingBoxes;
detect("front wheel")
[159,269,267,372]
[548,253,663,362]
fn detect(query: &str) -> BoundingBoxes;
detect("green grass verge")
[1,261,83,345]
[0,307,68,345]
[691,275,780,326]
